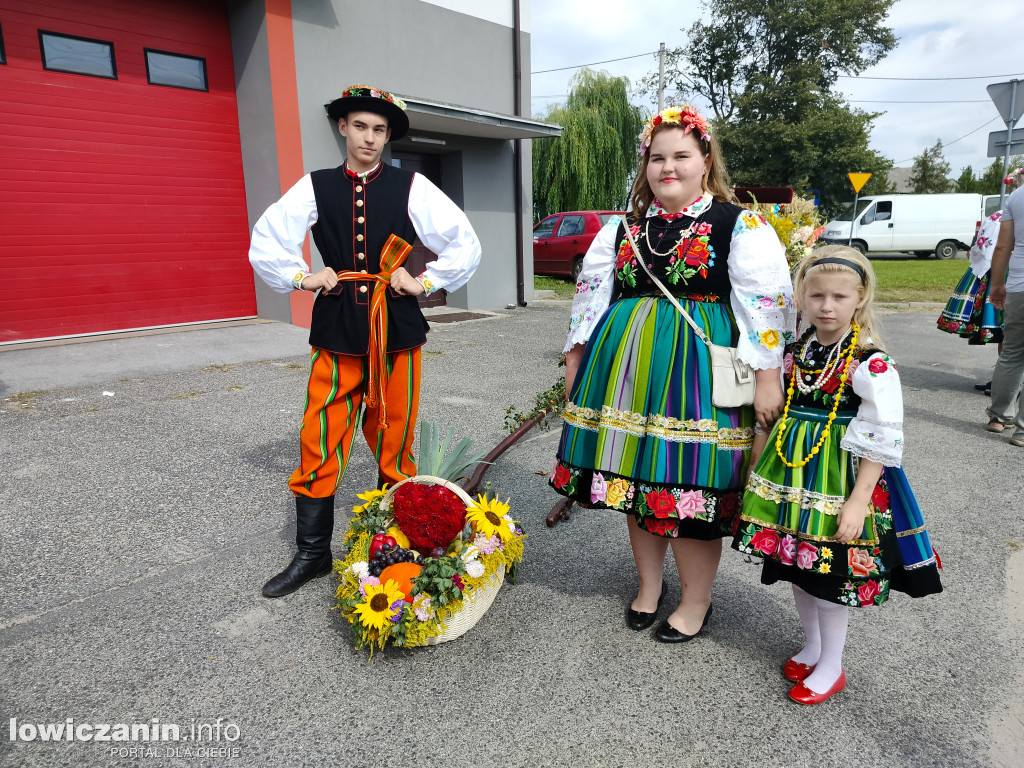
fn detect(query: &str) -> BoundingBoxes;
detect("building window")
[39,30,116,79]
[145,49,207,91]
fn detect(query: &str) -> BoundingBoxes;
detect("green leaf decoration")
[416,421,490,481]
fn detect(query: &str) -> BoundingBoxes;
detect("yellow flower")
[759,329,781,349]
[353,579,405,631]
[353,487,387,514]
[662,106,683,124]
[466,495,514,542]
[605,478,629,507]
[819,562,831,574]
[821,547,833,559]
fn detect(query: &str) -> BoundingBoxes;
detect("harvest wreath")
[334,475,524,654]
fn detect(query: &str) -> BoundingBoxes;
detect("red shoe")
[783,658,816,682]
[788,670,846,705]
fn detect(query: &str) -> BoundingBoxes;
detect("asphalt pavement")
[1,300,1021,768]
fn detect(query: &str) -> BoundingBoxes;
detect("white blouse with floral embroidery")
[841,351,904,467]
[563,202,795,370]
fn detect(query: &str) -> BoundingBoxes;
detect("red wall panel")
[0,0,256,343]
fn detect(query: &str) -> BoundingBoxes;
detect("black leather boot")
[262,495,335,598]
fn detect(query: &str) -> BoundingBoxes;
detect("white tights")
[790,584,849,694]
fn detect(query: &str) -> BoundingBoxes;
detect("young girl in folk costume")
[734,246,942,704]
[550,104,795,643]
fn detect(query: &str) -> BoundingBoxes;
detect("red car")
[533,210,625,282]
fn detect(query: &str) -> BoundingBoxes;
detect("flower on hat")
[639,104,711,154]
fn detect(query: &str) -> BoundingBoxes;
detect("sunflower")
[466,495,514,543]
[353,486,387,514]
[353,579,405,631]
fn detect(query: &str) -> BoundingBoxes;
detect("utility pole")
[657,43,666,113]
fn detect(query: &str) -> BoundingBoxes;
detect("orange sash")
[332,234,413,430]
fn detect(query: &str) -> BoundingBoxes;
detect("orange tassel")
[332,234,413,431]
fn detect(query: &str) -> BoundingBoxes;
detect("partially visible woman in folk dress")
[549,105,795,643]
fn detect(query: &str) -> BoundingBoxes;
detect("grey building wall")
[230,0,535,319]
[229,0,291,323]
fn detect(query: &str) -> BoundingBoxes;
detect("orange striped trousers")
[288,347,419,498]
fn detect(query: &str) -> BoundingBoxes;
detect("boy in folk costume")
[248,85,481,598]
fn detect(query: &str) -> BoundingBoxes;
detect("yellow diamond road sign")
[848,173,872,193]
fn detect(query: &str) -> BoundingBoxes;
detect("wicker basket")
[381,474,502,645]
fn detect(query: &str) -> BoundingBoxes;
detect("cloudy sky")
[529,0,1022,178]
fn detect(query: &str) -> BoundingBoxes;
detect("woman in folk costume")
[549,104,796,643]
[937,208,1005,346]
[938,168,1024,396]
[734,246,942,704]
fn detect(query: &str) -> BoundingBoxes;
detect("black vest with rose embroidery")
[307,163,428,356]
[612,200,744,304]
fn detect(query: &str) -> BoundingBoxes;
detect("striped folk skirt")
[550,296,754,539]
[937,266,1003,345]
[733,407,942,607]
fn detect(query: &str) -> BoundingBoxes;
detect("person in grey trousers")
[986,167,1024,445]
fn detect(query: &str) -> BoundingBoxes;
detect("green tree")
[647,0,897,120]
[955,166,982,194]
[908,139,952,194]
[717,89,892,215]
[640,0,896,215]
[532,69,644,221]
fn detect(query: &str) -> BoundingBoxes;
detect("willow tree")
[532,69,644,221]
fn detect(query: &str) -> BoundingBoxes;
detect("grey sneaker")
[1009,435,1024,447]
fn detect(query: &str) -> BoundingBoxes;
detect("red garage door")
[0,0,255,343]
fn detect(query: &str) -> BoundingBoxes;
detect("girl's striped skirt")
[733,407,942,607]
[550,296,753,540]
[937,266,1003,345]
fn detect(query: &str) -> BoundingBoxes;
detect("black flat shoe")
[975,381,992,394]
[655,603,713,643]
[626,582,668,630]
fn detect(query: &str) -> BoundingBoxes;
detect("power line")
[531,51,658,75]
[840,72,1024,81]
[893,116,1001,165]
[533,50,1023,82]
[850,99,991,104]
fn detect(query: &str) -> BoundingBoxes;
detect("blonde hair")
[792,245,886,351]
[629,123,732,221]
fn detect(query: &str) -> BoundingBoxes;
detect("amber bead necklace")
[775,323,860,469]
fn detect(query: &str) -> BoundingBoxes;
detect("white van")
[822,193,984,259]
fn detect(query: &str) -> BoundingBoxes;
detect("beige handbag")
[621,221,755,408]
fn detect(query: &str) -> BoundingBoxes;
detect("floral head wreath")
[1004,167,1024,187]
[638,104,712,155]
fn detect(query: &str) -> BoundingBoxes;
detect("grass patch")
[202,364,237,372]
[535,257,961,304]
[534,275,576,298]
[171,392,198,400]
[870,258,964,303]
[5,390,44,407]
[224,384,246,391]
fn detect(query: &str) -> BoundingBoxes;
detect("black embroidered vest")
[308,163,428,355]
[613,200,743,303]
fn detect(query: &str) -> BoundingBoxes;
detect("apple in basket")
[391,482,467,556]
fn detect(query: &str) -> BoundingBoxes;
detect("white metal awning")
[400,96,562,140]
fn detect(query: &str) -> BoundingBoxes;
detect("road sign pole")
[845,173,871,249]
[1000,81,1018,209]
[848,192,859,247]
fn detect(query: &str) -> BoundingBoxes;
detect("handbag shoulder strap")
[621,218,711,346]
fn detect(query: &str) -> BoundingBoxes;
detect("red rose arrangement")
[392,482,467,556]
